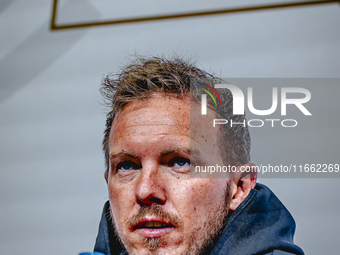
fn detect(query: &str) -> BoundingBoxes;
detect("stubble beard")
[111,181,231,255]
[184,181,231,255]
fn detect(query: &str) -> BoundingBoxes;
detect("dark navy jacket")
[94,183,304,255]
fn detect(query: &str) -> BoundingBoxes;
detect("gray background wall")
[0,0,339,254]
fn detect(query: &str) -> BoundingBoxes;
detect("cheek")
[108,181,135,225]
[172,180,226,223]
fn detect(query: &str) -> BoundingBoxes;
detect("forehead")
[113,94,191,130]
[109,94,223,165]
[109,95,193,146]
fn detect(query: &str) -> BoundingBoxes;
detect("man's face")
[107,94,231,255]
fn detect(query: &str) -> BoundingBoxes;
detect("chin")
[128,246,186,255]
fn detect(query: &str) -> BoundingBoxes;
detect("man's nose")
[135,162,167,206]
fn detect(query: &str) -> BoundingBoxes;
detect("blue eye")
[170,157,190,168]
[116,161,140,171]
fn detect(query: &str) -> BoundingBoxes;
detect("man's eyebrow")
[110,151,137,159]
[161,147,200,156]
[110,148,201,158]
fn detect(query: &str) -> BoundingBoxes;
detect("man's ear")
[229,163,257,211]
[104,171,108,183]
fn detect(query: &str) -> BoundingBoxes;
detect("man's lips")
[135,221,174,229]
[132,218,175,238]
